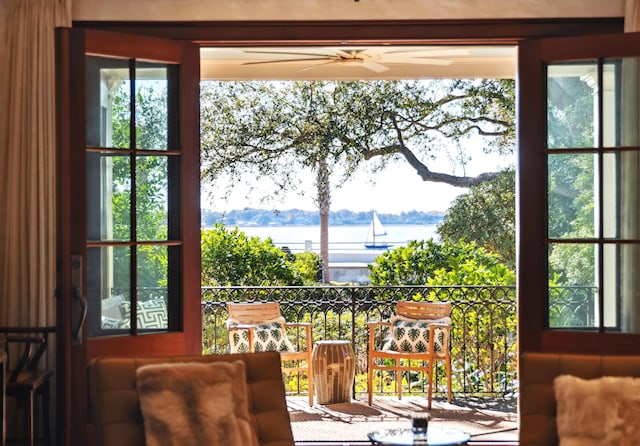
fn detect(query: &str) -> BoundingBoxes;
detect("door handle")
[71,255,87,345]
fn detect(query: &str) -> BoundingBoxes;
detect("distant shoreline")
[202,208,445,228]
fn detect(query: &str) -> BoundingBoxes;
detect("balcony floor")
[288,395,518,445]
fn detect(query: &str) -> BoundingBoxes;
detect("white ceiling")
[200,45,517,81]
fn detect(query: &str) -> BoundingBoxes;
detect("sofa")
[88,351,295,446]
[519,352,640,445]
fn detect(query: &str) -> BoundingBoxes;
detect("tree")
[368,239,514,286]
[437,169,515,268]
[111,81,170,291]
[201,224,303,286]
[200,79,515,281]
[546,75,596,287]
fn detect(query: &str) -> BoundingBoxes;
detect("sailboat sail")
[365,211,392,249]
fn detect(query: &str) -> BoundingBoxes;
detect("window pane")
[548,153,596,239]
[86,246,131,336]
[137,245,168,330]
[604,243,640,333]
[86,56,131,149]
[135,63,169,151]
[136,156,168,241]
[603,57,640,148]
[547,62,598,149]
[86,153,131,242]
[602,151,640,240]
[548,243,597,328]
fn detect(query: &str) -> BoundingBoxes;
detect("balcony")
[203,285,518,396]
[201,284,597,444]
[202,285,519,443]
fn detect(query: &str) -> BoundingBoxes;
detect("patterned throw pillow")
[228,317,295,353]
[382,316,451,354]
[101,316,124,329]
[119,298,168,329]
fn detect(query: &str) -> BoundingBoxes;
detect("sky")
[202,149,513,214]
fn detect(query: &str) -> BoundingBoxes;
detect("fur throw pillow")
[136,360,259,446]
[554,375,640,446]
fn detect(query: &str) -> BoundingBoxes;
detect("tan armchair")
[89,351,295,446]
[519,352,640,446]
[367,301,452,408]
[226,302,314,406]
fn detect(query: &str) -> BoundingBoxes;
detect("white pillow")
[554,374,640,446]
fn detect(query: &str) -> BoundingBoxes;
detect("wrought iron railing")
[201,285,519,398]
[548,286,597,328]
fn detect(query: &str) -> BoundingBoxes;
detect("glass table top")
[367,428,471,445]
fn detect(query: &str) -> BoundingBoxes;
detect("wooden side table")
[311,340,355,405]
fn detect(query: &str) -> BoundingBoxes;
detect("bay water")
[229,224,440,253]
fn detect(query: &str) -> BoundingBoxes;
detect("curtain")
[626,0,640,32]
[0,0,71,328]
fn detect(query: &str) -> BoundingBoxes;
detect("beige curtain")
[0,0,71,327]
[626,0,640,32]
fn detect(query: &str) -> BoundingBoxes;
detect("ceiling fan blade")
[361,61,390,73]
[242,57,332,66]
[393,57,454,66]
[297,61,337,73]
[243,50,337,58]
[382,48,470,58]
[335,49,360,59]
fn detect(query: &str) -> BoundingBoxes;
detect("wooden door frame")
[518,31,640,355]
[56,27,201,446]
[71,18,623,44]
[55,17,624,446]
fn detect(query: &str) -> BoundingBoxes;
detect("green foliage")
[437,169,515,268]
[368,239,514,286]
[110,81,170,289]
[201,224,303,286]
[200,79,515,203]
[292,251,322,285]
[546,76,597,287]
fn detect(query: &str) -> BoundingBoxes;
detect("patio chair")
[367,301,452,408]
[226,302,314,406]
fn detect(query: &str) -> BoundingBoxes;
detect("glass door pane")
[546,57,640,333]
[85,56,178,336]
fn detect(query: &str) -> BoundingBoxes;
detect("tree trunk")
[317,157,330,283]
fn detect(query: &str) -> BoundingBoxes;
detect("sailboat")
[364,211,392,249]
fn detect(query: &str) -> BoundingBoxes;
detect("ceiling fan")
[241,48,469,73]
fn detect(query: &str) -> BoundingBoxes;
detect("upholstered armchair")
[89,351,295,446]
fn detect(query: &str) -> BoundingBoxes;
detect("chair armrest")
[4,334,49,382]
[367,321,391,352]
[227,323,257,331]
[367,321,390,327]
[284,322,313,353]
[428,323,451,329]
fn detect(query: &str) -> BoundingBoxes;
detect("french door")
[56,28,201,446]
[518,31,640,354]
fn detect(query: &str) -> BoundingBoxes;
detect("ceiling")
[200,45,517,81]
